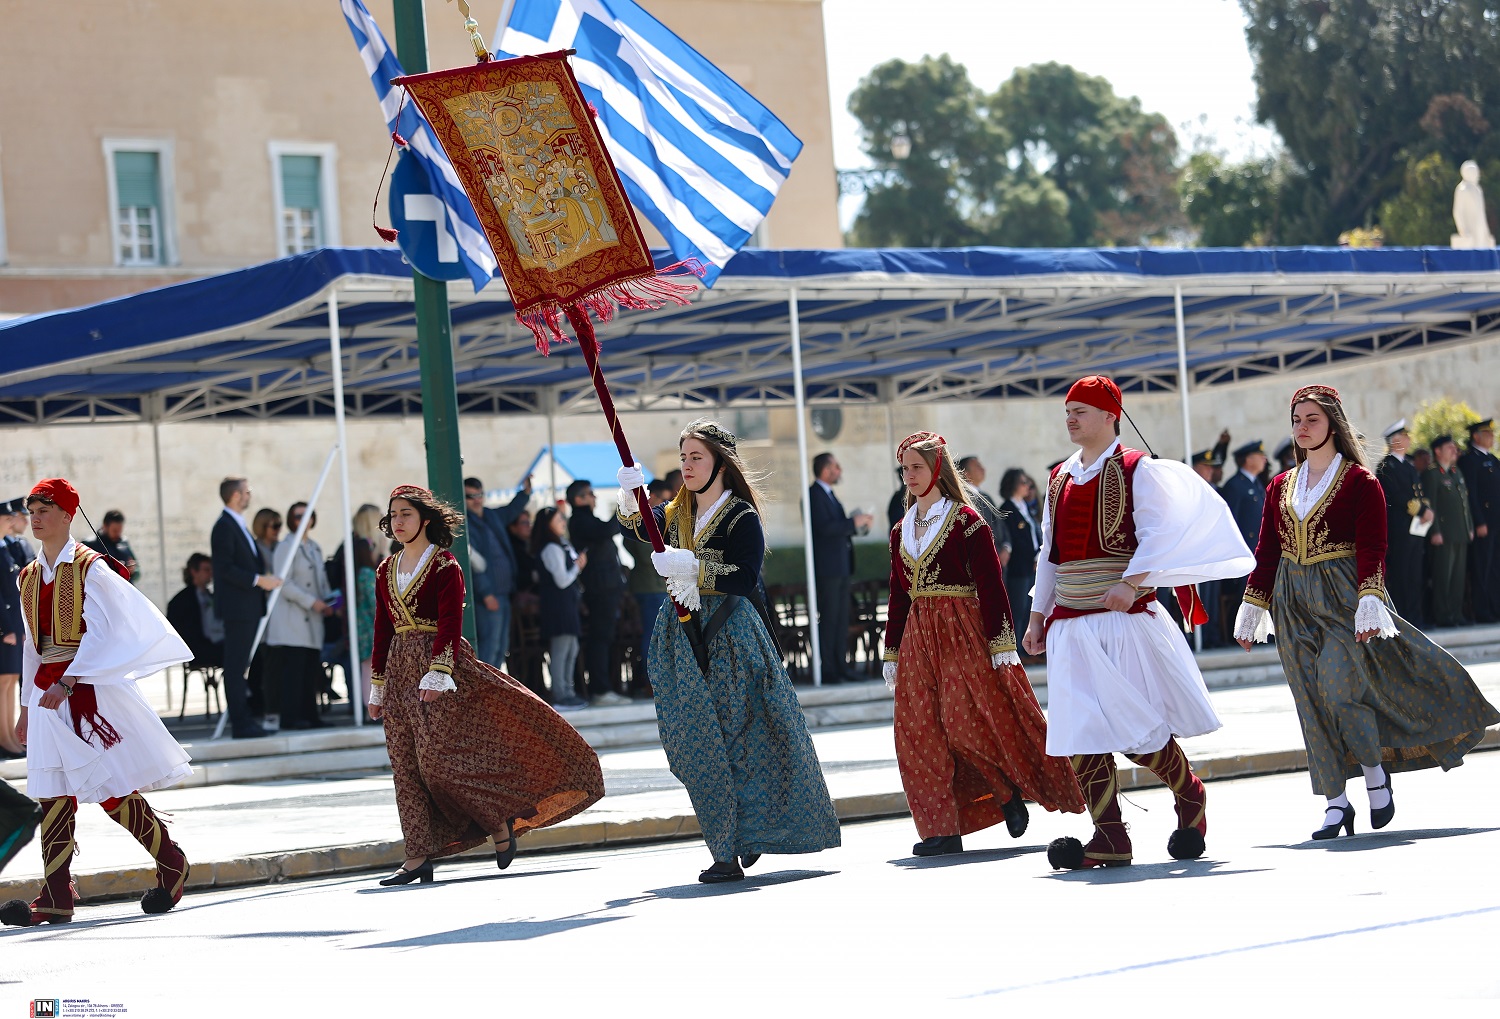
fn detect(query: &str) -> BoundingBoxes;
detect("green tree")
[1179,151,1294,246]
[1241,0,1500,243]
[1412,397,1482,452]
[847,56,999,247]
[1380,152,1458,246]
[991,62,1184,245]
[848,58,1182,247]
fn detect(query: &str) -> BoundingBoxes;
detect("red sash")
[36,573,121,750]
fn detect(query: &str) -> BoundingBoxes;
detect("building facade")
[0,0,840,314]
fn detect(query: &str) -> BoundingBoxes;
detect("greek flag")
[340,0,498,291]
[495,0,803,285]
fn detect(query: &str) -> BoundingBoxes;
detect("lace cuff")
[882,660,897,692]
[1233,602,1274,643]
[991,650,1021,668]
[1355,595,1399,639]
[368,684,384,707]
[419,671,457,693]
[665,574,701,612]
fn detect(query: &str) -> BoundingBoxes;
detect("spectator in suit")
[1425,436,1474,627]
[1218,440,1268,644]
[1376,420,1432,626]
[166,552,225,669]
[210,477,280,739]
[464,475,532,668]
[958,456,1010,560]
[1458,418,1500,623]
[265,502,334,730]
[809,452,873,684]
[0,501,24,757]
[464,479,508,669]
[1412,446,1433,474]
[663,469,684,499]
[83,509,139,585]
[568,480,632,707]
[998,468,1041,628]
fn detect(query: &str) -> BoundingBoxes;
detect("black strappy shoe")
[495,820,518,871]
[1312,804,1355,841]
[378,859,434,886]
[698,860,744,883]
[1368,771,1395,830]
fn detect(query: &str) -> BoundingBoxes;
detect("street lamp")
[890,134,912,160]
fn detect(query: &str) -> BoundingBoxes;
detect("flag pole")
[562,305,710,674]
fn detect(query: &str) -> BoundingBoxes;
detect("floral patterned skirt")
[895,596,1084,838]
[381,631,604,859]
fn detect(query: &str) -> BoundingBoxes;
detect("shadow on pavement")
[1041,859,1270,883]
[888,845,1044,869]
[1262,825,1500,852]
[352,865,595,893]
[605,868,837,906]
[357,916,622,949]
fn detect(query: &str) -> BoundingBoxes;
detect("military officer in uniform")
[1426,435,1474,628]
[1272,436,1296,475]
[1218,440,1267,623]
[1187,447,1228,645]
[1458,418,1500,623]
[1376,420,1432,626]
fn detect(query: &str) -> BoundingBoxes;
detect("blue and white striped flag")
[340,0,498,291]
[495,0,802,285]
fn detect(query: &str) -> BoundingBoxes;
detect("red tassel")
[375,225,400,242]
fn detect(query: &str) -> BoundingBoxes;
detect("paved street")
[3,755,1498,1010]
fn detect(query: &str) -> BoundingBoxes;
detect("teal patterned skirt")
[1271,557,1500,797]
[647,593,841,863]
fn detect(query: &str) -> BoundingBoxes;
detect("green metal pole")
[392,0,476,642]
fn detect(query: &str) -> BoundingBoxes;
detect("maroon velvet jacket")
[883,501,1017,660]
[1243,460,1389,609]
[371,548,466,686]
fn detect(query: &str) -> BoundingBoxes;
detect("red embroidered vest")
[1047,447,1148,565]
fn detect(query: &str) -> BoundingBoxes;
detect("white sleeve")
[540,544,581,589]
[66,559,192,685]
[1127,457,1257,587]
[1030,486,1057,616]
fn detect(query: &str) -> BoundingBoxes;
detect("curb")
[3,734,1495,906]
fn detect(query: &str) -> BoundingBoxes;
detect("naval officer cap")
[1382,418,1408,439]
[0,497,27,515]
[1191,448,1222,467]
[1467,418,1495,436]
[1233,439,1265,459]
[1273,436,1295,459]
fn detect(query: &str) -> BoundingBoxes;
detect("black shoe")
[495,821,518,871]
[232,724,270,739]
[699,860,744,883]
[378,860,434,886]
[912,835,963,857]
[1312,804,1355,841]
[1368,771,1395,830]
[739,853,761,870]
[1002,793,1029,839]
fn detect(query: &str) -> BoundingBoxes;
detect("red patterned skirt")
[894,596,1084,839]
[382,631,605,859]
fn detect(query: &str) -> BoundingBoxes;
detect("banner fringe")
[517,261,707,354]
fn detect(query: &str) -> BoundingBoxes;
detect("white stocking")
[1323,791,1350,826]
[1362,765,1391,810]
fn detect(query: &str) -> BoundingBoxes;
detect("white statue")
[1452,159,1496,248]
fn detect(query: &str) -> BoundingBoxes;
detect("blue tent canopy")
[4,244,1500,424]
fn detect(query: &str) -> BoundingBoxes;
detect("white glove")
[991,650,1021,668]
[1354,595,1399,639]
[418,671,457,693]
[1233,602,1273,643]
[617,463,646,515]
[368,683,384,707]
[651,547,699,579]
[883,660,897,692]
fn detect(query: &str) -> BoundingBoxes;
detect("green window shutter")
[114,151,160,208]
[280,155,322,210]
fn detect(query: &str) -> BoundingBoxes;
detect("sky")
[821,0,1280,225]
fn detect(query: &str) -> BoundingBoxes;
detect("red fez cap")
[29,478,79,517]
[1065,375,1123,415]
